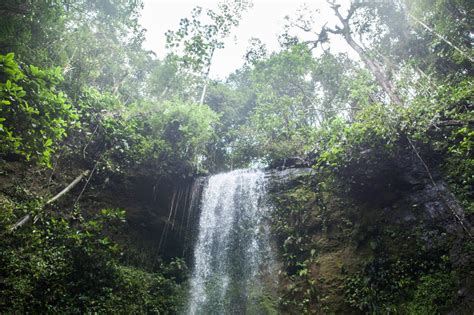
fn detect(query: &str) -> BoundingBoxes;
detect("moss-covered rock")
[267,155,473,314]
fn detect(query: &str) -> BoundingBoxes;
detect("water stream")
[186,169,276,314]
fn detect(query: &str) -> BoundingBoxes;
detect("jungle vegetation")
[0,0,472,313]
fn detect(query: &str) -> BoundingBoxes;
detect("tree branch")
[46,170,90,205]
[408,13,474,63]
[433,120,474,127]
[10,170,90,231]
[325,0,403,106]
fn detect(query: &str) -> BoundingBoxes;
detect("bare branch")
[10,215,31,231]
[433,120,474,128]
[327,0,346,25]
[294,23,313,33]
[408,13,474,63]
[326,26,343,36]
[10,170,90,232]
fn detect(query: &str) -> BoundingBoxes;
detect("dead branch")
[10,170,90,231]
[434,120,474,127]
[47,170,90,205]
[10,214,31,231]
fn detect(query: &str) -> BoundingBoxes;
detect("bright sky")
[140,0,353,79]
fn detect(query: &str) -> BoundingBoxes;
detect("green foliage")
[1,0,473,313]
[268,175,321,313]
[0,200,185,313]
[311,75,473,204]
[203,79,256,170]
[0,54,218,172]
[0,0,67,66]
[70,88,219,175]
[434,80,474,213]
[73,87,147,173]
[267,74,472,314]
[246,289,279,315]
[404,0,473,79]
[405,271,457,314]
[1,1,222,313]
[229,45,371,165]
[345,255,457,314]
[166,2,250,75]
[0,53,78,166]
[232,45,319,163]
[444,124,474,213]
[0,0,148,101]
[146,54,198,102]
[313,103,404,201]
[133,100,219,172]
[108,263,186,314]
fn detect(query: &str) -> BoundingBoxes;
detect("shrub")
[0,53,78,166]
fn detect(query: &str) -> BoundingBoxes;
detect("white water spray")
[187,169,275,314]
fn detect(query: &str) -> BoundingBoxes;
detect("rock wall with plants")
[267,119,473,314]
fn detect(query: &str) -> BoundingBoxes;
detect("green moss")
[405,271,457,315]
[268,156,469,314]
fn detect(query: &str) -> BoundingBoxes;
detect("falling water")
[186,169,276,314]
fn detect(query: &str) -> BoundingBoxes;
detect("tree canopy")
[0,0,472,313]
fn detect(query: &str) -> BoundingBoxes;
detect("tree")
[231,44,319,162]
[403,0,473,80]
[145,54,201,102]
[323,1,402,105]
[165,0,251,104]
[0,53,78,166]
[0,0,150,103]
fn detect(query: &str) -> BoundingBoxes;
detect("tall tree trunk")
[199,80,208,105]
[328,1,403,106]
[199,48,215,105]
[343,34,403,106]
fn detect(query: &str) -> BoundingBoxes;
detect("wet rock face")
[93,172,205,262]
[264,155,473,314]
[269,154,471,245]
[405,182,465,225]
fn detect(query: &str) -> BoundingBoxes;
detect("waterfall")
[186,169,276,314]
